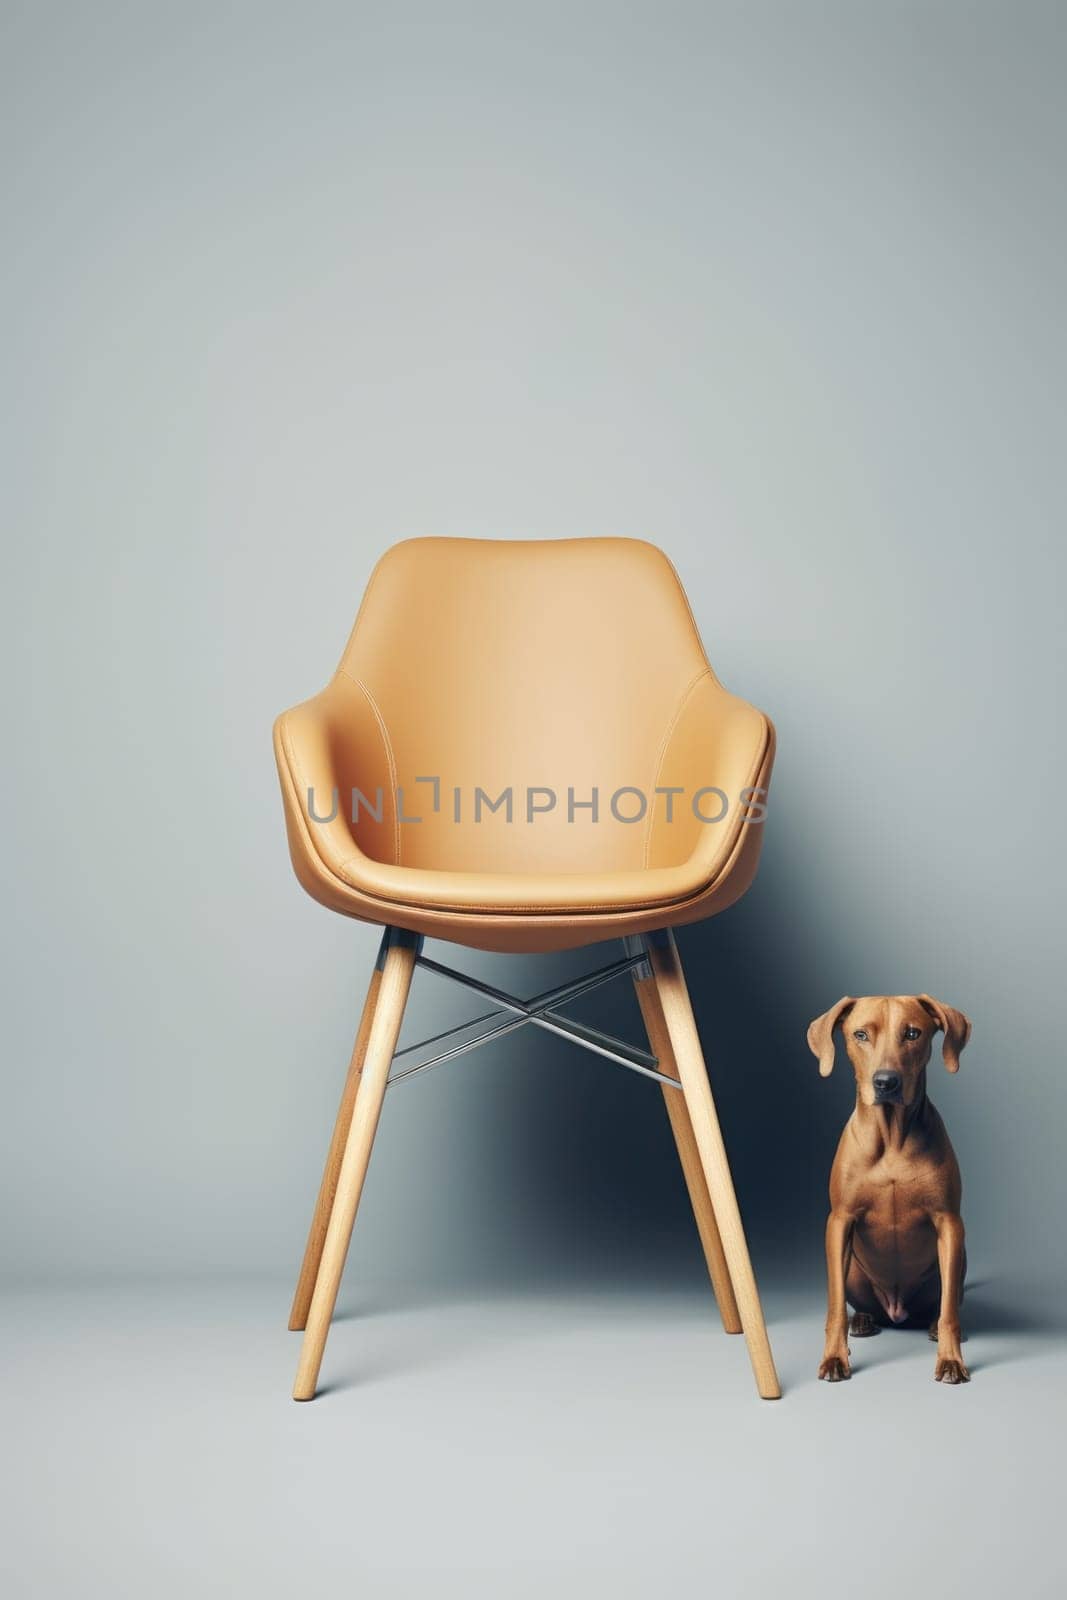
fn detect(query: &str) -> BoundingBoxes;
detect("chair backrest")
[338,537,714,875]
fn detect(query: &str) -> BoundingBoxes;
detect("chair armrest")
[273,672,398,884]
[647,672,774,891]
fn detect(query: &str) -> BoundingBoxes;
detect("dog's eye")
[904,1026,922,1041]
[853,1029,869,1042]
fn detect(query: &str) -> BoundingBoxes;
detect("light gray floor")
[3,1276,1062,1598]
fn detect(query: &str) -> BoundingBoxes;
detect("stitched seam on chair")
[657,548,723,689]
[327,870,696,914]
[279,721,348,880]
[339,668,401,866]
[642,667,711,870]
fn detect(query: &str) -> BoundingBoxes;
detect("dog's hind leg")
[849,1312,880,1337]
[846,1259,887,1336]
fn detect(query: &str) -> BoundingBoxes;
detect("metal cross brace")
[386,947,681,1091]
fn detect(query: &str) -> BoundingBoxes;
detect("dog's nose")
[873,1071,902,1098]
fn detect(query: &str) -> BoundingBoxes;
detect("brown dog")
[807,994,972,1385]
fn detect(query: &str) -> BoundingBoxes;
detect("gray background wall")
[4,0,1065,1296]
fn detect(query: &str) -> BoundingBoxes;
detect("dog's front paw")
[818,1353,851,1382]
[849,1312,880,1338]
[934,1357,970,1385]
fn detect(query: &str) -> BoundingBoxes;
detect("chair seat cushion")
[333,853,719,916]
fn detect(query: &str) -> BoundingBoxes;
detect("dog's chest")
[852,1149,949,1231]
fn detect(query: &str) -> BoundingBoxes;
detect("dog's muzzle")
[872,1070,904,1104]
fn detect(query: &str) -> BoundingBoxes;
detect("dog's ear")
[917,995,972,1073]
[807,998,856,1077]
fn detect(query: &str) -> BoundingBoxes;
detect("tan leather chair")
[276,537,780,1399]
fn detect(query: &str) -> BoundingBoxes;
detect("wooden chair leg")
[289,964,384,1331]
[646,929,781,1399]
[632,971,742,1334]
[293,930,417,1400]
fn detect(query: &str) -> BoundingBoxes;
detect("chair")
[275,537,780,1399]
